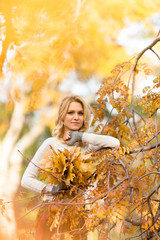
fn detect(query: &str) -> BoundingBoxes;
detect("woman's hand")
[63,130,71,142]
[51,182,62,195]
[67,131,83,145]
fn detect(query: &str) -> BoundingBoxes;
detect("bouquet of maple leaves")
[37,145,99,238]
[38,145,98,194]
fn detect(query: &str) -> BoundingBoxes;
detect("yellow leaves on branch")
[35,139,160,238]
[137,74,160,116]
[138,91,160,116]
[135,63,153,76]
[89,52,160,238]
[142,213,160,232]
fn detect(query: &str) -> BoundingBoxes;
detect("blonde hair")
[53,95,91,139]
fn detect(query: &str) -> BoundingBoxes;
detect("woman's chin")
[70,126,81,131]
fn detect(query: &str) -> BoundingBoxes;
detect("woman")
[21,95,120,239]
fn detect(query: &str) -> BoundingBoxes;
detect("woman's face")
[63,101,84,132]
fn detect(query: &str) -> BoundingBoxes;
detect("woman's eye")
[67,111,83,115]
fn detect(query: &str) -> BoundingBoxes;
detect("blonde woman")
[21,95,120,240]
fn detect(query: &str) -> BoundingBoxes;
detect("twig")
[130,36,160,104]
[127,141,160,155]
[118,158,129,178]
[153,231,160,240]
[147,198,154,223]
[125,217,141,226]
[150,48,160,60]
[102,177,128,200]
[2,194,40,204]
[133,37,160,72]
[154,203,160,224]
[137,171,160,182]
[154,109,159,170]
[124,183,160,227]
[151,199,160,202]
[133,110,146,124]
[17,203,43,221]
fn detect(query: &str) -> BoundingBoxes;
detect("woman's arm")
[21,138,59,194]
[82,132,120,149]
[67,131,120,150]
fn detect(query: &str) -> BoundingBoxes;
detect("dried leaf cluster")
[38,146,97,192]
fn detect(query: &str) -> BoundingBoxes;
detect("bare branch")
[150,48,160,60]
[154,109,159,170]
[154,203,160,224]
[153,231,160,240]
[130,36,160,104]
[137,171,160,182]
[147,198,154,223]
[133,37,160,71]
[102,177,128,200]
[17,203,43,221]
[125,217,141,226]
[127,141,160,155]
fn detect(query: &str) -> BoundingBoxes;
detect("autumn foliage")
[1,0,160,239]
[10,37,159,240]
[88,37,160,239]
[1,38,160,240]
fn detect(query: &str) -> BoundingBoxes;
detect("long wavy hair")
[53,95,91,139]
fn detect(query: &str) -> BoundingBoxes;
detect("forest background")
[0,0,160,239]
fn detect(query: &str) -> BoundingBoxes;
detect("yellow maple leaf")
[54,153,66,174]
[65,164,75,183]
[79,162,97,174]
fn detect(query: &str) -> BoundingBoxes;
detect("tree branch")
[133,36,160,71]
[137,171,160,182]
[154,109,159,170]
[131,36,160,104]
[125,217,141,226]
[128,141,160,155]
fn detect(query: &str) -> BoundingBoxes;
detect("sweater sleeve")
[21,138,53,194]
[82,132,120,151]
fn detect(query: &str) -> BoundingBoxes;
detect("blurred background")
[0,0,160,239]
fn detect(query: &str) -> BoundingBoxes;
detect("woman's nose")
[74,113,79,119]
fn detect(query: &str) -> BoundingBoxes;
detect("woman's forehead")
[68,101,83,110]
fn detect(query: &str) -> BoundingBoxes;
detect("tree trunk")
[0,100,43,239]
[0,101,24,239]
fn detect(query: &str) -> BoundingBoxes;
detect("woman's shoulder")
[43,136,57,145]
[44,137,65,147]
[43,136,65,150]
